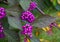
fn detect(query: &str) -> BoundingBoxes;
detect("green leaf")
[6,6,20,17]
[55,5,60,11]
[7,16,22,30]
[0,38,8,42]
[1,17,9,29]
[4,29,19,42]
[7,0,18,6]
[53,0,57,6]
[30,37,40,42]
[19,0,31,10]
[19,32,25,42]
[1,17,20,42]
[0,3,9,8]
[32,15,56,28]
[32,9,42,18]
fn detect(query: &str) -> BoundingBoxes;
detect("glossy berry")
[52,22,57,26]
[21,11,35,23]
[49,22,57,28]
[49,23,53,28]
[21,24,33,38]
[24,38,27,42]
[28,2,37,10]
[27,14,35,23]
[0,7,6,19]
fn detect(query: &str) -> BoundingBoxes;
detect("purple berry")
[24,38,27,42]
[28,2,37,10]
[21,11,31,20]
[0,22,5,38]
[52,22,57,26]
[49,22,54,28]
[21,11,35,23]
[0,7,6,19]
[49,22,57,28]
[0,32,5,38]
[22,24,33,38]
[27,14,35,23]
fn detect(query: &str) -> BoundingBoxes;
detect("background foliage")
[0,0,60,42]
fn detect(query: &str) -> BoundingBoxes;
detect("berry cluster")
[49,22,57,28]
[0,23,5,38]
[28,2,37,10]
[0,23,4,32]
[0,7,6,19]
[0,7,6,38]
[21,2,37,38]
[22,24,33,38]
[21,11,35,23]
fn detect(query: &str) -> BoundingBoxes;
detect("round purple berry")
[0,7,6,19]
[27,14,35,23]
[21,11,32,20]
[49,22,57,28]
[52,22,57,26]
[24,38,27,42]
[21,11,35,23]
[28,2,37,10]
[0,22,5,38]
[21,24,33,38]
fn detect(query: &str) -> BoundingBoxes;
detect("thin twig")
[36,6,45,15]
[31,0,45,15]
